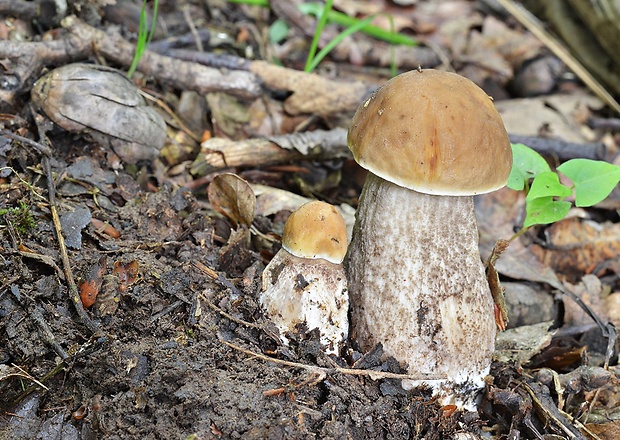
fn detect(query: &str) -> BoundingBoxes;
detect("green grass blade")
[304,0,334,72]
[305,14,376,72]
[128,1,159,78]
[299,3,417,46]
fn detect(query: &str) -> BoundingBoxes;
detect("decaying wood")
[249,61,370,116]
[0,36,90,107]
[191,128,349,176]
[191,126,610,175]
[61,16,262,100]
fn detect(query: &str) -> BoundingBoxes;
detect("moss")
[0,201,36,235]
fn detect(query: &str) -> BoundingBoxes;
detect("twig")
[193,261,246,299]
[200,293,263,330]
[0,130,53,156]
[61,15,261,100]
[222,340,447,381]
[10,335,107,406]
[31,107,100,335]
[190,128,609,175]
[191,128,349,176]
[10,364,49,391]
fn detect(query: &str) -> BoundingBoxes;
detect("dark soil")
[0,154,483,439]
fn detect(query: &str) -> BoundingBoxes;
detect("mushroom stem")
[346,172,496,402]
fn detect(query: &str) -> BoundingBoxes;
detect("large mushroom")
[346,69,512,406]
[260,201,349,354]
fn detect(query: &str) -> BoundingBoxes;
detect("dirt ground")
[1,0,619,439]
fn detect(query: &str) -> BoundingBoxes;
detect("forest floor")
[1,0,619,439]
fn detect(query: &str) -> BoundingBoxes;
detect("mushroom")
[260,201,349,354]
[346,69,512,406]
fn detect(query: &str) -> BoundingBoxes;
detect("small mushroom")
[260,201,349,354]
[346,69,513,406]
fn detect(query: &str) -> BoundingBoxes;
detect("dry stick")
[192,128,608,174]
[192,128,350,175]
[222,340,446,382]
[42,157,100,335]
[11,335,107,406]
[31,109,101,335]
[0,33,90,105]
[60,16,261,100]
[508,134,606,161]
[193,261,246,300]
[195,273,446,381]
[8,364,49,391]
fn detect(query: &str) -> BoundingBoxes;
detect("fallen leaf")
[530,218,620,280]
[208,173,256,228]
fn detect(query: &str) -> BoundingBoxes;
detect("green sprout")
[507,143,620,233]
[230,0,416,74]
[127,0,160,78]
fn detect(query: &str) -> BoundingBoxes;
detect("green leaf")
[557,158,620,207]
[526,171,572,201]
[523,197,572,227]
[506,143,551,191]
[269,19,289,44]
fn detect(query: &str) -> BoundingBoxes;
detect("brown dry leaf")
[208,173,256,228]
[530,218,620,279]
[414,0,477,40]
[475,16,542,68]
[605,292,620,327]
[476,187,562,288]
[585,420,620,440]
[94,274,120,317]
[205,93,250,138]
[495,94,603,143]
[561,275,609,328]
[91,218,121,239]
[333,0,382,16]
[113,260,139,293]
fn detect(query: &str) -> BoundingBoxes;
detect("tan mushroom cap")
[282,201,348,264]
[347,69,512,196]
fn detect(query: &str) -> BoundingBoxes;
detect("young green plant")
[507,143,620,232]
[127,0,160,78]
[229,0,416,75]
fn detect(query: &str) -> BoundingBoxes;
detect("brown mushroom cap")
[282,201,348,264]
[347,69,512,196]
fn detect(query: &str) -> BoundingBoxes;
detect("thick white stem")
[346,173,496,403]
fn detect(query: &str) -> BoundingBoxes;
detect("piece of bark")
[191,126,612,176]
[0,36,90,108]
[249,61,369,116]
[191,128,349,176]
[61,16,261,100]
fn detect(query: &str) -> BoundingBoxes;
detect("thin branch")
[222,340,447,381]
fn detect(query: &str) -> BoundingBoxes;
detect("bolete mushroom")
[260,201,349,354]
[346,69,512,406]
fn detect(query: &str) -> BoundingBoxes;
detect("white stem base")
[346,173,496,406]
[260,249,349,355]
